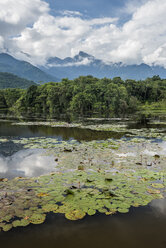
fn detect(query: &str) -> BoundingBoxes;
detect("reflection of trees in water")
[0,119,125,142]
[0,141,23,157]
[28,126,125,141]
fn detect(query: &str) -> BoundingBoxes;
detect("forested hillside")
[0,72,36,89]
[0,53,59,83]
[0,75,166,116]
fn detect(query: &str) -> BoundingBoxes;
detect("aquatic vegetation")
[65,210,86,221]
[0,167,166,232]
[0,119,166,232]
[0,138,8,143]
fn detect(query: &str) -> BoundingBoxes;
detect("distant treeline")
[0,72,36,89]
[0,75,166,116]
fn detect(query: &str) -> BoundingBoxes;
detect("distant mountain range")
[41,51,166,80]
[0,72,37,89]
[1,52,166,87]
[0,53,59,83]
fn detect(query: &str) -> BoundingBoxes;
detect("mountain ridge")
[0,53,59,83]
[42,51,166,80]
[1,51,166,83]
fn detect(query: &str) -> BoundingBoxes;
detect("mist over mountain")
[1,52,166,85]
[0,53,59,84]
[42,51,166,80]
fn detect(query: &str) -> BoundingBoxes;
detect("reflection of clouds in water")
[0,157,8,173]
[117,152,136,157]
[150,198,166,216]
[0,149,56,178]
[160,141,166,155]
[143,150,157,156]
[143,141,166,156]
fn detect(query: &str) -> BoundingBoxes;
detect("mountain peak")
[43,51,166,80]
[73,51,94,63]
[78,51,92,58]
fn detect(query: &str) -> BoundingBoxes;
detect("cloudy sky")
[0,0,166,67]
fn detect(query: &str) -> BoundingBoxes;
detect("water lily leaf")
[2,224,12,232]
[151,183,165,189]
[87,209,96,216]
[29,213,46,224]
[37,193,49,197]
[147,188,161,194]
[65,210,86,220]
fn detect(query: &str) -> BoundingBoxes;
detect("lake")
[0,112,166,248]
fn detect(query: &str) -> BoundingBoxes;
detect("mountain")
[0,53,59,83]
[0,72,37,89]
[2,51,166,82]
[42,51,166,80]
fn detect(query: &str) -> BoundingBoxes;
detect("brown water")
[0,200,166,248]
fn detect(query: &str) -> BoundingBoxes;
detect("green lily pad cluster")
[12,137,79,149]
[0,119,166,233]
[0,168,166,232]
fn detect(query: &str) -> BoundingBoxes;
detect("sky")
[0,0,166,68]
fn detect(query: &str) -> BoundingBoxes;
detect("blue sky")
[46,0,137,25]
[0,0,166,68]
[47,0,125,18]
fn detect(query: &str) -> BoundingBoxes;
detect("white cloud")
[0,0,49,24]
[59,10,83,17]
[0,36,4,50]
[87,17,118,26]
[122,0,149,15]
[12,14,117,64]
[1,0,166,68]
[0,0,49,37]
[144,44,166,66]
[48,57,92,68]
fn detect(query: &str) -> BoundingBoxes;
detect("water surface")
[0,113,166,248]
[0,200,166,248]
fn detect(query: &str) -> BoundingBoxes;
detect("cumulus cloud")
[0,0,49,37]
[59,10,83,17]
[144,44,166,67]
[122,0,149,15]
[1,0,166,68]
[12,14,117,64]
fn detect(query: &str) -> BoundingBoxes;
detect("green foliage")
[0,75,166,116]
[0,88,25,109]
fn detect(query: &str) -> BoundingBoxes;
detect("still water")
[0,149,56,179]
[0,201,166,248]
[0,115,166,248]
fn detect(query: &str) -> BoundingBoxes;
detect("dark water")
[1,200,166,248]
[0,113,166,248]
[0,121,126,141]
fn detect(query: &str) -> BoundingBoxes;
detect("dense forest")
[0,72,36,89]
[0,75,166,117]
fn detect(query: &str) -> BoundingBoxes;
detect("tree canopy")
[0,75,166,117]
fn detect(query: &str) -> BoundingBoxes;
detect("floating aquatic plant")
[0,121,166,232]
[0,168,165,232]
